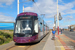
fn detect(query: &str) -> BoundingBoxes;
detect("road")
[63,30,75,40]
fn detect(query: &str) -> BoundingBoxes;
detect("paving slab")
[43,32,55,50]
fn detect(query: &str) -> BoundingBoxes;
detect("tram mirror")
[40,23,42,25]
[14,23,15,25]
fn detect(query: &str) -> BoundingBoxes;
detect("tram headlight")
[28,35,32,37]
[14,35,17,37]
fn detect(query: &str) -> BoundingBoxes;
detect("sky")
[0,0,75,29]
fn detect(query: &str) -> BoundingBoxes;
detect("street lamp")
[23,5,24,12]
[17,0,19,14]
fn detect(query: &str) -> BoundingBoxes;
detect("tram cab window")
[15,20,20,33]
[15,20,32,34]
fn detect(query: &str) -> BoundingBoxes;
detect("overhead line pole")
[54,15,56,30]
[57,0,59,35]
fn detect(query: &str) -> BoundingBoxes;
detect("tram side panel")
[38,18,44,40]
[47,26,49,33]
[42,20,44,36]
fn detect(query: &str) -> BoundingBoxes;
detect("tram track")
[24,46,31,50]
[6,35,49,50]
[6,45,31,50]
[6,45,16,50]
[5,43,36,50]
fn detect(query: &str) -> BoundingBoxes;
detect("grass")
[9,30,14,31]
[0,30,13,45]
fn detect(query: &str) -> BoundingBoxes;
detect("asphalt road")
[63,30,75,40]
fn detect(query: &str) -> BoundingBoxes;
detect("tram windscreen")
[15,20,32,34]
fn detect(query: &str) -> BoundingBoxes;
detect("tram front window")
[15,20,33,34]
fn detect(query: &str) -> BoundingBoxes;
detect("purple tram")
[13,12,49,43]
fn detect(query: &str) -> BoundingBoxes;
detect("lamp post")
[17,0,19,14]
[23,5,24,12]
[57,0,59,35]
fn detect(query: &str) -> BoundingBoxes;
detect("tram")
[13,12,49,43]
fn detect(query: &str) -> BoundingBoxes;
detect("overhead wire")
[33,2,46,19]
[33,1,42,14]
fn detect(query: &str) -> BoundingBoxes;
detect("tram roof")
[17,12,38,17]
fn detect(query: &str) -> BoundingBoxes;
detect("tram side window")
[34,20,38,33]
[40,22,43,32]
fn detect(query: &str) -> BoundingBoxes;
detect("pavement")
[43,32,55,50]
[0,41,15,50]
[43,30,75,50]
[54,31,75,50]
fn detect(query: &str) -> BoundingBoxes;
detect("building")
[68,25,75,31]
